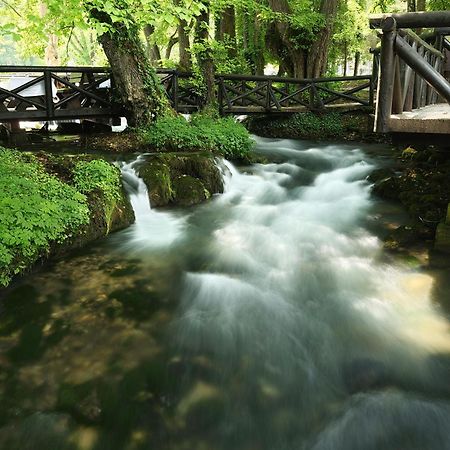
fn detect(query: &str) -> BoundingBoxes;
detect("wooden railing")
[0,66,120,122]
[370,12,450,132]
[0,66,374,122]
[158,69,373,114]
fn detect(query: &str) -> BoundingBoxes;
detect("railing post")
[375,17,396,133]
[309,83,315,109]
[392,56,403,114]
[266,81,271,111]
[43,69,54,120]
[173,70,179,112]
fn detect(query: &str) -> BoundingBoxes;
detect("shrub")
[140,114,254,159]
[0,148,90,286]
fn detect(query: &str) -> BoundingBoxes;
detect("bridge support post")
[43,70,54,120]
[375,17,397,133]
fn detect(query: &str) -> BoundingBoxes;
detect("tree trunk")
[165,31,178,60]
[99,25,170,126]
[306,0,339,78]
[45,34,59,66]
[416,0,425,10]
[178,19,192,71]
[195,2,216,107]
[267,0,306,78]
[353,51,360,76]
[343,41,348,76]
[144,24,161,66]
[39,3,59,65]
[407,0,416,11]
[219,6,237,57]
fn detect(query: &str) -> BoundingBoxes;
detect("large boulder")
[139,153,224,207]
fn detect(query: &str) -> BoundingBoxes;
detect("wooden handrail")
[399,29,444,59]
[370,11,450,29]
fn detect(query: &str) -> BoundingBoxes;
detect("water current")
[1,137,450,450]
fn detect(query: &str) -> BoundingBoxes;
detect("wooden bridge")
[1,11,449,135]
[0,66,373,124]
[370,11,450,134]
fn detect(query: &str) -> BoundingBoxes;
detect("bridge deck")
[389,104,450,134]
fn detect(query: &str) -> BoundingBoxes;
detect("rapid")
[1,137,450,450]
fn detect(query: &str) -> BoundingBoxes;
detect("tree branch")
[1,0,22,17]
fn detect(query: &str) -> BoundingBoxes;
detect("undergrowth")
[0,148,89,286]
[0,150,124,287]
[139,114,254,159]
[73,160,123,231]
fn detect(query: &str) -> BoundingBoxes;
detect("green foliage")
[73,159,122,203]
[0,148,90,287]
[73,159,123,230]
[427,0,450,10]
[290,112,344,136]
[249,111,345,138]
[140,114,254,159]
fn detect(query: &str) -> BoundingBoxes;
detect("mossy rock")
[158,153,223,195]
[367,168,396,184]
[371,176,400,200]
[172,175,208,206]
[139,161,173,207]
[139,153,224,207]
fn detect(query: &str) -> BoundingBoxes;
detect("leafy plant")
[73,159,123,230]
[0,148,90,286]
[139,114,254,159]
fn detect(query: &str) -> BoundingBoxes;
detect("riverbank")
[244,109,385,143]
[368,145,450,268]
[0,148,135,287]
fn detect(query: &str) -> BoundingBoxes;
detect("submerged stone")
[176,381,225,430]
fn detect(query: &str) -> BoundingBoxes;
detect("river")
[1,137,450,450]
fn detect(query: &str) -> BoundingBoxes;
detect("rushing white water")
[163,138,450,450]
[113,140,450,449]
[118,156,186,250]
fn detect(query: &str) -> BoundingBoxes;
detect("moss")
[172,175,208,206]
[158,153,223,195]
[139,161,173,207]
[139,153,224,208]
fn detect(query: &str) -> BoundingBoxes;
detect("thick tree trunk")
[99,26,171,126]
[178,19,192,71]
[144,24,161,66]
[306,0,339,78]
[219,6,237,57]
[267,0,306,78]
[195,3,216,107]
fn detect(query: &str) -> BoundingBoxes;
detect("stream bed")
[1,137,450,450]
